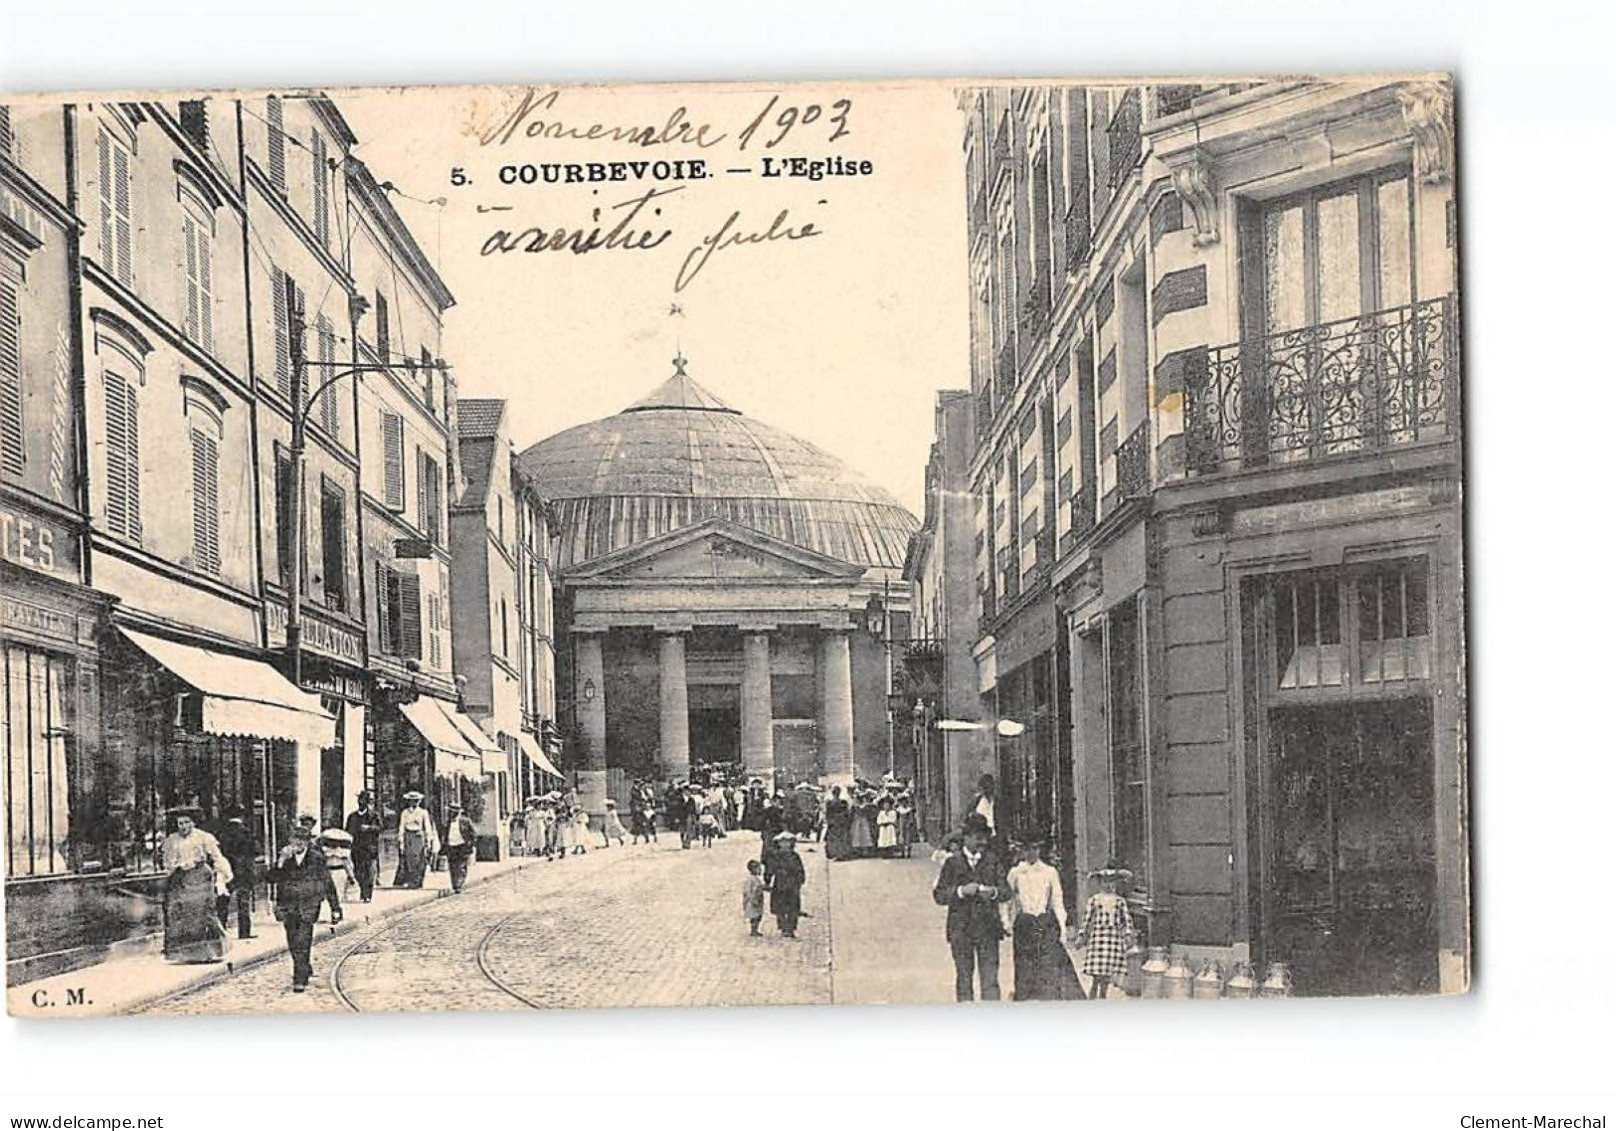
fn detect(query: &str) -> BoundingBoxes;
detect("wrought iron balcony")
[1117,424,1150,497]
[1107,88,1142,190]
[1065,201,1091,273]
[995,339,1018,401]
[1071,485,1097,539]
[1184,296,1458,474]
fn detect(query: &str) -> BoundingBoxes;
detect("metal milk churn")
[1192,958,1225,1000]
[1163,954,1195,1000]
[1140,946,1171,999]
[1224,962,1258,999]
[1121,943,1147,997]
[1259,961,1295,998]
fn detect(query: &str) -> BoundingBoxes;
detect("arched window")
[181,375,229,576]
[175,160,221,353]
[90,308,151,544]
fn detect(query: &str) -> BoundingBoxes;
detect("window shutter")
[374,561,392,653]
[398,572,422,660]
[427,593,442,668]
[416,447,427,534]
[183,217,200,342]
[272,268,290,398]
[317,316,338,434]
[311,130,329,246]
[266,96,286,191]
[382,411,404,510]
[0,107,13,160]
[198,225,213,350]
[104,371,140,542]
[0,273,23,475]
[96,130,113,271]
[374,292,389,361]
[112,143,132,285]
[191,429,220,575]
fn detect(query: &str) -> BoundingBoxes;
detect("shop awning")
[397,697,480,768]
[446,710,505,773]
[119,627,336,749]
[518,731,563,779]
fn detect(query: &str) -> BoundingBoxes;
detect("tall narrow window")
[178,101,208,149]
[316,315,338,435]
[0,107,14,161]
[310,129,330,246]
[427,592,443,668]
[190,427,220,575]
[1107,598,1146,880]
[97,128,134,285]
[181,211,214,351]
[0,265,23,476]
[374,291,390,361]
[271,268,293,399]
[396,570,422,659]
[266,96,286,191]
[500,597,509,660]
[275,449,294,585]
[319,479,346,612]
[103,370,141,542]
[381,410,404,511]
[418,450,441,545]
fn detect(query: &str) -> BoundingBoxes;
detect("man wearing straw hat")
[442,802,478,893]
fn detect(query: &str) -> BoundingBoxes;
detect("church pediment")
[566,518,865,582]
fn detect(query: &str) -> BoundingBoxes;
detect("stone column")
[821,627,855,786]
[658,630,691,776]
[575,631,608,817]
[741,632,775,784]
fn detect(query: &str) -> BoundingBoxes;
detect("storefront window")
[3,645,75,878]
[1358,561,1432,684]
[1107,600,1146,879]
[1275,575,1345,689]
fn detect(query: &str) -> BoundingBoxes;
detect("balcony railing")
[1065,201,1091,273]
[1107,89,1142,191]
[1072,485,1097,539]
[995,339,1017,401]
[1184,296,1458,474]
[1117,424,1150,497]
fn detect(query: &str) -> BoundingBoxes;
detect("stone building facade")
[957,79,1464,995]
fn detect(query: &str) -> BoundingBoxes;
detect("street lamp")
[283,275,449,687]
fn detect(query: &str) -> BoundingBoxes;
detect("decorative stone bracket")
[1165,148,1220,247]
[1398,82,1455,185]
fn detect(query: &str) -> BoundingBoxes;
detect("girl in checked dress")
[1077,859,1136,1000]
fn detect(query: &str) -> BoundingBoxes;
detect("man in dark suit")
[442,803,478,893]
[344,790,383,902]
[269,824,342,992]
[215,806,258,939]
[932,812,1011,1001]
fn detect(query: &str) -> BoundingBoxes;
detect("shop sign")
[0,501,79,584]
[1233,487,1430,538]
[264,601,365,666]
[300,669,367,702]
[1,593,79,646]
[994,593,1056,675]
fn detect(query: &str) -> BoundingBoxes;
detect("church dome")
[518,357,919,572]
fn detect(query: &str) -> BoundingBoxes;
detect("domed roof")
[518,357,918,572]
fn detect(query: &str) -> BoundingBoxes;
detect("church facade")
[518,360,917,814]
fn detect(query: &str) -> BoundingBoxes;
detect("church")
[517,356,919,814]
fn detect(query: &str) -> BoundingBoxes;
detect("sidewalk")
[7,854,541,1019]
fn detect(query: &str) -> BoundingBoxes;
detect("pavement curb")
[119,858,540,1017]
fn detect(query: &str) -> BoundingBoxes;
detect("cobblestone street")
[137,829,959,1016]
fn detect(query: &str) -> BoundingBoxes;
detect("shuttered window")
[272,268,292,399]
[427,593,443,669]
[266,96,286,191]
[418,450,441,545]
[275,449,293,585]
[103,370,141,542]
[310,129,330,246]
[397,571,422,659]
[381,410,404,510]
[0,270,23,476]
[0,107,13,161]
[377,565,422,659]
[97,128,134,286]
[190,428,220,575]
[182,212,213,351]
[374,291,389,361]
[316,315,338,435]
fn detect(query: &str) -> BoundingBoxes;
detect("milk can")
[1225,962,1258,999]
[1163,954,1195,1000]
[1192,958,1225,1000]
[1140,946,1171,999]
[1259,961,1294,998]
[1120,943,1147,997]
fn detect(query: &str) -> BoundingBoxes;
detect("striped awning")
[398,697,480,768]
[518,731,563,779]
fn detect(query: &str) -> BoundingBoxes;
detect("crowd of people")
[822,774,917,860]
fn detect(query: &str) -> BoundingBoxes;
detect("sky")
[338,81,972,514]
